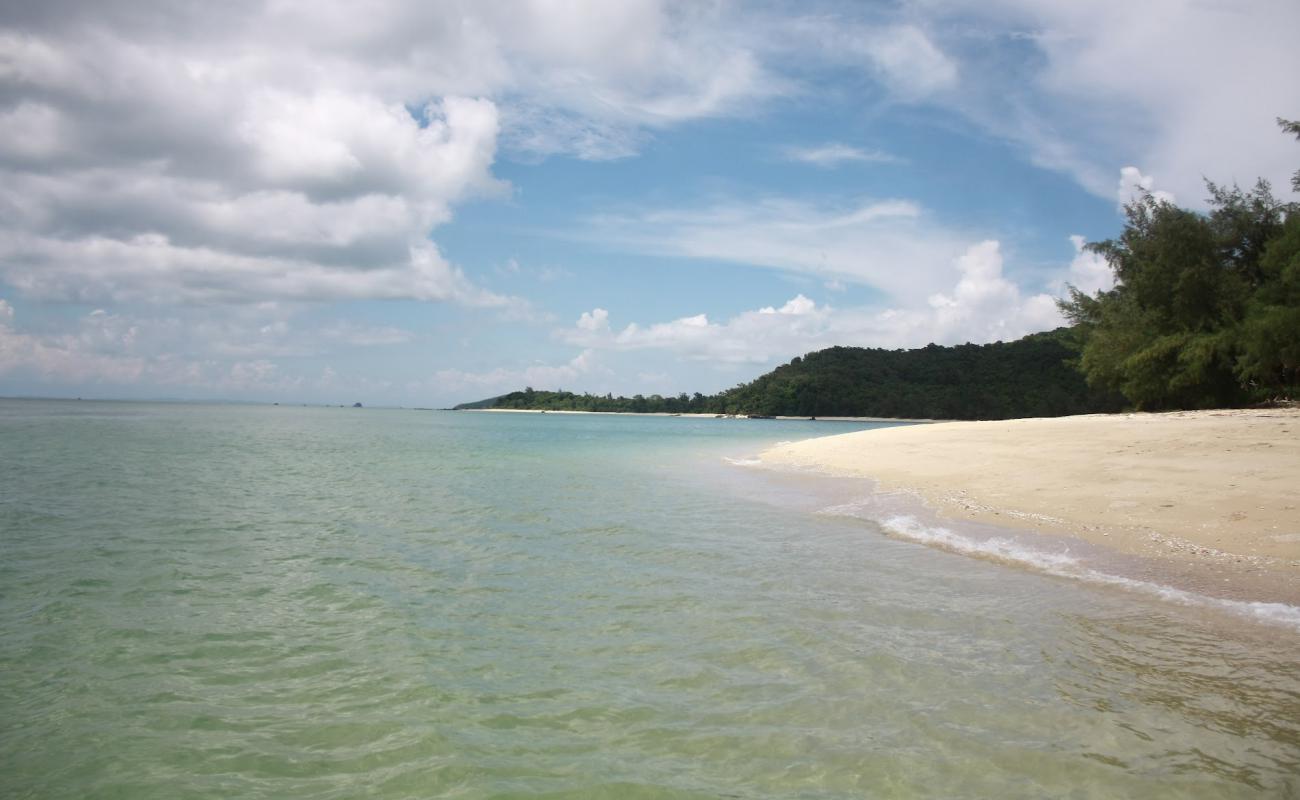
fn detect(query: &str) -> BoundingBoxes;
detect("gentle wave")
[819,501,1300,633]
[869,509,1083,571]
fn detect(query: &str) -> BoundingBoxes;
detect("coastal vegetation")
[454,329,1125,420]
[1059,119,1300,409]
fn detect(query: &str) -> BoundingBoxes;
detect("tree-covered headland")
[459,120,1300,419]
[455,329,1125,420]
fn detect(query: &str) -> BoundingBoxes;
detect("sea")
[1,399,1297,798]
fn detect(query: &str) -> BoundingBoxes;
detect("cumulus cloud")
[760,296,818,315]
[922,240,1062,341]
[6,1,1292,405]
[1062,234,1115,296]
[562,296,827,364]
[0,14,512,308]
[576,308,610,332]
[560,241,1067,366]
[3,1,1293,302]
[1116,166,1176,210]
[0,1,802,310]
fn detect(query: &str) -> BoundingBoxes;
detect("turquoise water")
[1,400,1297,798]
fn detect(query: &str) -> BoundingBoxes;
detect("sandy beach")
[763,408,1300,604]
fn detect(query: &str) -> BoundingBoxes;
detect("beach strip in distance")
[762,408,1300,607]
[464,408,933,423]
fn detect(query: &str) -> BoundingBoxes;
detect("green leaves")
[1063,126,1300,408]
[1234,214,1300,392]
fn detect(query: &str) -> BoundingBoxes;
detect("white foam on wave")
[820,501,1300,634]
[1063,561,1300,632]
[877,512,1081,571]
[720,455,1300,633]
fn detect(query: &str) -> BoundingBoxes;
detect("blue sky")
[0,0,1296,405]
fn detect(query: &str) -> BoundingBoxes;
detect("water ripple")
[1,401,1297,798]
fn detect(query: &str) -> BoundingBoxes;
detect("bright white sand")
[763,409,1300,600]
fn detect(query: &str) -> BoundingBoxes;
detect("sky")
[0,0,1297,406]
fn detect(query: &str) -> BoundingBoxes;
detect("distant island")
[455,328,1125,420]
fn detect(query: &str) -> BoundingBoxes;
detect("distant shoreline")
[459,407,938,424]
[762,408,1300,608]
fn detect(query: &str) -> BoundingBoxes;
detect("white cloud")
[0,296,426,394]
[563,299,824,365]
[775,17,958,100]
[5,1,1294,405]
[584,196,969,307]
[922,240,1063,341]
[1063,234,1115,296]
[16,0,1266,320]
[0,18,512,308]
[782,143,902,167]
[433,349,601,395]
[918,0,1300,205]
[760,295,818,315]
[576,308,610,332]
[0,299,201,387]
[0,233,513,308]
[861,25,959,98]
[1116,166,1175,210]
[560,241,1068,366]
[0,2,792,310]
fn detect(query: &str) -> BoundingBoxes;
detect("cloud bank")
[0,1,786,310]
[1,0,1294,403]
[561,240,1065,365]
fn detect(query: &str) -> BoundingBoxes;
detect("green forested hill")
[715,329,1123,419]
[453,328,1125,420]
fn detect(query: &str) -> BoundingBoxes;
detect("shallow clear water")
[1,400,1297,798]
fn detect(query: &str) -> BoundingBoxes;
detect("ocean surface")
[1,399,1297,798]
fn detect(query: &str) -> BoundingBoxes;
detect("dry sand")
[763,408,1300,604]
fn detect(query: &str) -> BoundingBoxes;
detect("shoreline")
[460,408,937,423]
[760,408,1300,608]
